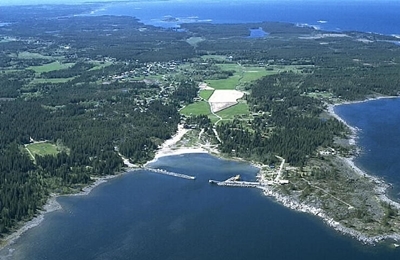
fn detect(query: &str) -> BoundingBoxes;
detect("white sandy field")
[208,90,244,113]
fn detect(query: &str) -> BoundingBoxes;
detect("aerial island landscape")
[2,1,400,258]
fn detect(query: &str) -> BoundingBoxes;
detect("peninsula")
[1,3,400,248]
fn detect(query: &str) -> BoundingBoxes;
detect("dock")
[145,168,196,180]
[209,175,260,188]
[218,180,260,188]
[209,173,282,188]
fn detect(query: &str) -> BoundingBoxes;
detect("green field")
[206,63,276,90]
[241,67,276,81]
[28,61,75,73]
[199,90,214,100]
[217,63,241,71]
[89,61,113,71]
[201,55,228,61]
[180,101,211,116]
[217,102,250,120]
[206,75,241,90]
[25,142,59,159]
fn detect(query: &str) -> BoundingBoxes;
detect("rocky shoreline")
[0,173,129,252]
[259,182,400,245]
[262,98,400,245]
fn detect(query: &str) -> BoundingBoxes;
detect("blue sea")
[2,1,400,259]
[335,98,400,201]
[2,153,400,260]
[89,0,400,35]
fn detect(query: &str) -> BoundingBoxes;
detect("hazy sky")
[0,0,114,5]
[1,0,89,5]
[0,0,393,6]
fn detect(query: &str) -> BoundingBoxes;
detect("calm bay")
[2,149,400,259]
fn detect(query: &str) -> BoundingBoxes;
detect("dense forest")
[217,73,346,166]
[0,6,197,235]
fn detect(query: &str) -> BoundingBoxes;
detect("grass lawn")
[199,90,214,100]
[26,142,59,158]
[217,102,250,120]
[180,101,211,116]
[28,61,75,73]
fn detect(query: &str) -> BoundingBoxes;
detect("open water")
[90,0,400,35]
[2,153,400,260]
[334,98,400,201]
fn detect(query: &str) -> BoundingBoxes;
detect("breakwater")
[145,167,196,180]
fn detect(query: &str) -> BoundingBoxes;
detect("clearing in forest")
[28,61,75,73]
[25,142,60,160]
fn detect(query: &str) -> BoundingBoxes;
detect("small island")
[1,3,400,249]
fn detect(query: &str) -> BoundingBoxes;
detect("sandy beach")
[145,124,209,166]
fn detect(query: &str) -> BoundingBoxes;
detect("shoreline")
[322,97,400,243]
[144,124,209,167]
[253,96,400,244]
[0,124,207,252]
[259,184,400,244]
[3,97,400,250]
[0,172,130,252]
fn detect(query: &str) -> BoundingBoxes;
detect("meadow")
[25,142,60,160]
[180,101,211,116]
[28,61,75,73]
[216,102,250,120]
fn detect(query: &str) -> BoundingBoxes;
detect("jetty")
[145,167,196,180]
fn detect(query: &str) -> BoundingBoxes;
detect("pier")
[145,167,196,180]
[217,180,260,188]
[209,175,261,188]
